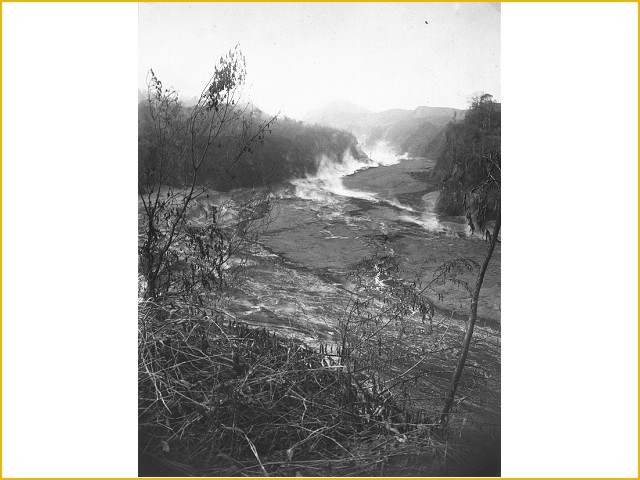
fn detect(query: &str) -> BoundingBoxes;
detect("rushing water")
[223,141,500,344]
[290,141,400,203]
[288,141,469,236]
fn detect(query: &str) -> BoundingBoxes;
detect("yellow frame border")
[0,1,637,479]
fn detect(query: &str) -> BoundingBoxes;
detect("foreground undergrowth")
[138,300,466,476]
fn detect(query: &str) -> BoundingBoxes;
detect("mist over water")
[282,140,472,237]
[291,150,377,203]
[226,137,493,352]
[398,190,470,236]
[364,140,407,168]
[290,141,405,204]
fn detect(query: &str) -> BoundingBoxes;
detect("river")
[155,142,502,474]
[225,142,501,346]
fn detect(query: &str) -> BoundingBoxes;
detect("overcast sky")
[139,2,500,118]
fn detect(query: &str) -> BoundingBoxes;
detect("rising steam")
[291,141,403,203]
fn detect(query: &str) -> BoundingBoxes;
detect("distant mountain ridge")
[303,100,463,157]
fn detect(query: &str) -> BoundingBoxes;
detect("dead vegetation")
[138,248,500,476]
[138,297,472,476]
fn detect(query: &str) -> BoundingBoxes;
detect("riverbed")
[143,144,502,474]
[226,145,501,345]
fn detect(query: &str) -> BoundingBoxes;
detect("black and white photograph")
[137,3,501,476]
[2,2,638,478]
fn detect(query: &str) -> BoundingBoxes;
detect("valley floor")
[139,153,501,476]
[227,155,501,475]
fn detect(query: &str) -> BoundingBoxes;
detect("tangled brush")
[139,301,448,476]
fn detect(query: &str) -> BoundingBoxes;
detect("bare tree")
[138,46,277,302]
[440,144,501,425]
[439,209,500,425]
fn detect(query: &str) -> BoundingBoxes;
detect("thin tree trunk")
[440,212,501,425]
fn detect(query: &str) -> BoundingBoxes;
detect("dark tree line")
[432,93,501,219]
[139,105,362,193]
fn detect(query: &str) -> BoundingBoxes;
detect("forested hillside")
[232,116,366,189]
[431,94,501,216]
[138,101,364,191]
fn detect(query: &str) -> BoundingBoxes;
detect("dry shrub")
[138,301,449,476]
